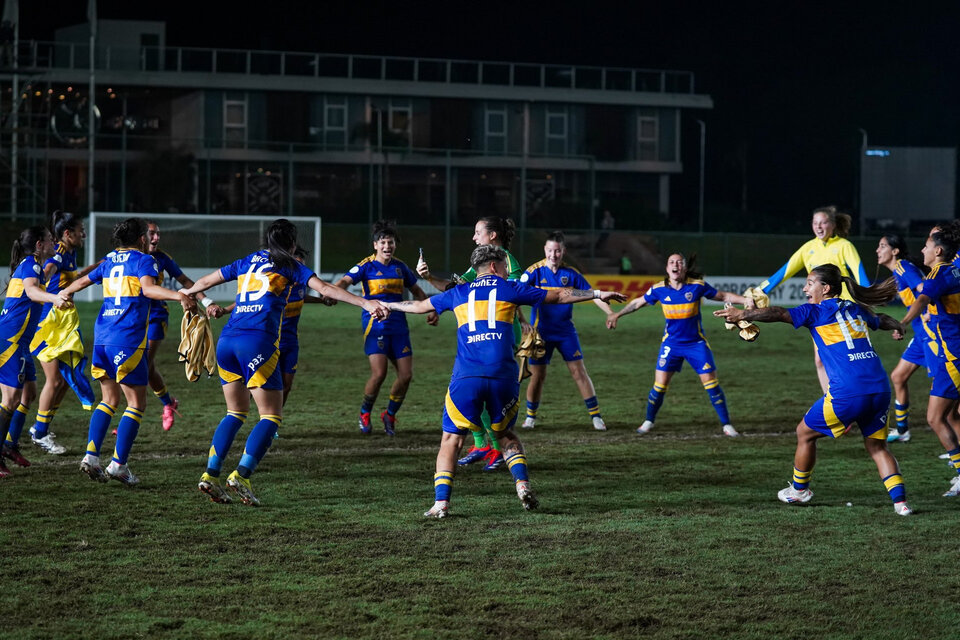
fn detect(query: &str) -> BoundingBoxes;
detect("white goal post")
[85,212,322,303]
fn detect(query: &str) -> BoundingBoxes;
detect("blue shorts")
[278,340,299,376]
[530,332,583,365]
[655,341,716,374]
[91,344,148,386]
[147,315,168,341]
[804,391,891,439]
[0,342,29,388]
[217,332,282,390]
[442,376,520,435]
[901,336,936,378]
[930,357,960,400]
[364,332,412,360]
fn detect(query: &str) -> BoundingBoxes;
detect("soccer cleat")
[592,416,607,431]
[482,449,504,471]
[457,446,490,466]
[522,417,536,429]
[198,473,232,504]
[637,420,655,434]
[2,443,31,467]
[381,410,396,436]
[423,500,449,518]
[0,457,10,478]
[722,424,739,437]
[105,461,140,486]
[79,455,108,483]
[887,428,911,443]
[778,484,813,504]
[516,481,539,510]
[161,398,181,432]
[943,475,960,497]
[226,470,260,506]
[358,411,372,435]
[894,501,914,516]
[31,430,66,455]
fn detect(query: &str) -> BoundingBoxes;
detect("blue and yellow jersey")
[643,278,718,344]
[220,250,315,340]
[892,259,930,340]
[87,249,160,347]
[519,260,590,340]
[430,275,547,380]
[761,235,869,300]
[147,251,186,321]
[0,256,45,344]
[789,298,889,398]
[346,255,417,336]
[920,261,960,361]
[280,281,306,347]
[38,242,79,323]
[462,249,523,283]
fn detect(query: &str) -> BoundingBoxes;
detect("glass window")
[224,95,247,148]
[484,103,507,154]
[638,114,658,161]
[546,107,568,156]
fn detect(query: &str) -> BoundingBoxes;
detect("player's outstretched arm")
[180,269,226,297]
[144,276,197,313]
[544,289,625,305]
[57,273,94,307]
[176,272,224,318]
[901,293,929,328]
[308,275,389,319]
[711,290,756,309]
[23,276,68,307]
[410,283,440,325]
[714,306,791,324]
[383,298,438,315]
[606,296,648,329]
[875,312,906,336]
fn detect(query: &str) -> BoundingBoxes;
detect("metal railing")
[12,40,696,94]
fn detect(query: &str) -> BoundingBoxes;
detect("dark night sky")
[19,1,960,228]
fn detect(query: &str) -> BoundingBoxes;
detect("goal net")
[85,212,321,303]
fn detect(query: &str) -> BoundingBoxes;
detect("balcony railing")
[10,40,696,94]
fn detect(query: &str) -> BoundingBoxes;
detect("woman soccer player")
[27,210,95,456]
[337,220,437,436]
[519,230,612,431]
[0,226,65,475]
[876,234,934,443]
[759,205,869,392]
[143,219,224,431]
[716,264,912,515]
[606,253,753,436]
[58,218,196,486]
[418,216,524,469]
[180,219,389,506]
[898,223,960,497]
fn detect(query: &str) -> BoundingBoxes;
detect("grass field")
[4,300,958,639]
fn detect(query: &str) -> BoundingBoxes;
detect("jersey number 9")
[108,265,125,306]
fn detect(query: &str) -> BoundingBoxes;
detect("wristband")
[201,297,213,309]
[593,289,601,299]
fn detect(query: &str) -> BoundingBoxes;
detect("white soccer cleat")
[592,416,607,431]
[31,432,66,455]
[105,461,140,486]
[777,484,813,504]
[423,500,449,518]
[80,454,108,483]
[522,417,536,429]
[943,475,960,497]
[887,428,911,443]
[516,481,539,511]
[722,424,739,437]
[894,502,914,516]
[636,420,654,434]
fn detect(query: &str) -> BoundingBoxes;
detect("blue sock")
[153,386,173,406]
[894,401,908,432]
[112,407,144,465]
[237,414,281,478]
[31,408,55,439]
[646,383,667,421]
[526,400,539,420]
[5,403,28,446]
[883,473,906,503]
[360,394,376,414]
[584,395,601,419]
[704,379,731,425]
[434,471,453,502]
[505,451,529,483]
[387,393,405,416]
[86,402,117,458]
[206,410,248,477]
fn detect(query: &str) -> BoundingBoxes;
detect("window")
[484,103,507,154]
[546,107,568,156]
[324,96,347,147]
[389,98,412,147]
[224,93,247,148]
[637,114,658,161]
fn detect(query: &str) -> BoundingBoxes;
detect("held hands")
[605,313,620,330]
[426,311,440,326]
[178,291,198,314]
[54,292,74,310]
[366,300,390,321]
[713,306,744,323]
[204,302,226,319]
[597,291,627,303]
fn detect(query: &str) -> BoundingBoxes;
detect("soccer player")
[418,216,525,470]
[0,226,65,475]
[897,223,960,497]
[336,220,437,436]
[606,253,753,436]
[27,210,96,455]
[57,218,196,486]
[759,206,869,392]
[715,264,912,516]
[143,219,224,431]
[383,244,626,518]
[519,230,612,431]
[876,234,934,443]
[179,219,389,506]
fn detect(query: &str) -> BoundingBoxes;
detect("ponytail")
[263,218,298,272]
[478,216,516,250]
[50,209,83,241]
[10,225,48,272]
